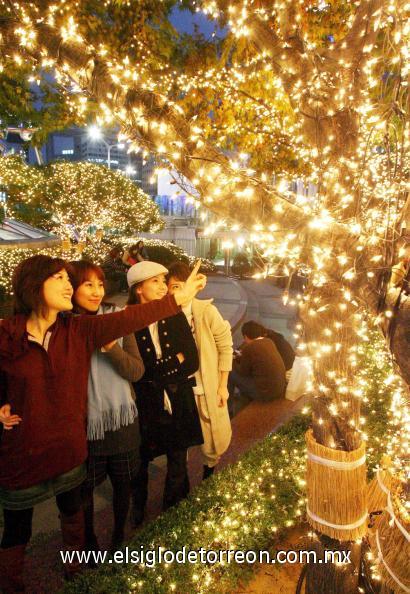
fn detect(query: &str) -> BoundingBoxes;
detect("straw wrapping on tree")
[372,487,410,594]
[306,429,367,540]
[368,459,394,530]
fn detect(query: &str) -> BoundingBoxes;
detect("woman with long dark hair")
[70,260,143,554]
[126,261,203,527]
[0,255,204,592]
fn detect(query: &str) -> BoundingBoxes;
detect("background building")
[1,125,215,257]
[25,127,157,196]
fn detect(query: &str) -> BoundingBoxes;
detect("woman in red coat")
[0,255,204,592]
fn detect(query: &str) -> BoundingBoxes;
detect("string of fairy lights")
[0,156,163,294]
[0,0,409,574]
[0,156,162,237]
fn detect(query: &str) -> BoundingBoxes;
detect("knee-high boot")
[59,510,85,580]
[0,545,26,593]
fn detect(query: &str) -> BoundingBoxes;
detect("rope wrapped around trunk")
[370,482,410,593]
[367,457,393,529]
[306,429,367,540]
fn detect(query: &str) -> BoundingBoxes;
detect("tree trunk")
[301,283,365,593]
[305,535,362,594]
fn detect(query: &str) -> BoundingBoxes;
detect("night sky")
[19,6,226,161]
[170,6,226,37]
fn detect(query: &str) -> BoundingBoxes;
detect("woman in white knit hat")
[126,261,203,526]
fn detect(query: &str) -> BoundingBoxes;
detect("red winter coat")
[0,295,179,490]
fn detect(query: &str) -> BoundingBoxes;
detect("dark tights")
[83,478,131,544]
[1,484,83,549]
[132,448,189,512]
[111,479,131,540]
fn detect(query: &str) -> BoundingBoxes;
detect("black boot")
[85,533,100,552]
[163,449,190,511]
[203,465,215,480]
[130,503,144,528]
[111,480,130,549]
[110,530,124,554]
[84,533,100,569]
[83,493,100,568]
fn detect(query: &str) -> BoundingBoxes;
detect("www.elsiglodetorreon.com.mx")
[60,546,352,567]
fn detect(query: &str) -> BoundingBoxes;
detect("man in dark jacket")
[228,321,286,415]
[264,328,295,371]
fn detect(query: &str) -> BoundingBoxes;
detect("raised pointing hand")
[173,260,207,307]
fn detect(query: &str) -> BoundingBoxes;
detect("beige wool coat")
[190,298,233,460]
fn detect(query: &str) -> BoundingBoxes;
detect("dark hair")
[128,241,145,259]
[241,320,266,340]
[109,246,122,259]
[167,261,191,283]
[127,244,138,258]
[12,255,70,316]
[69,260,105,293]
[126,282,143,305]
[69,260,106,313]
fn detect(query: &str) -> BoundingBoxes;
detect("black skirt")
[136,379,203,459]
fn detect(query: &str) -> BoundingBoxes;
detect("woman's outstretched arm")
[76,294,180,351]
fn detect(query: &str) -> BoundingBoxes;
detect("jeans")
[228,369,271,416]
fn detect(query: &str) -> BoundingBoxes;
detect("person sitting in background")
[260,325,295,371]
[101,246,126,274]
[228,321,286,416]
[133,241,149,262]
[122,248,135,267]
[101,246,128,292]
[122,241,149,267]
[238,321,295,373]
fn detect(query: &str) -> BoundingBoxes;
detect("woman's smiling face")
[136,274,168,304]
[42,269,73,313]
[73,272,105,313]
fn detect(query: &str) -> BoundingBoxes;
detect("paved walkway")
[231,278,298,346]
[6,276,303,594]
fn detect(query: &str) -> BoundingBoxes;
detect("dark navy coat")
[133,312,203,459]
